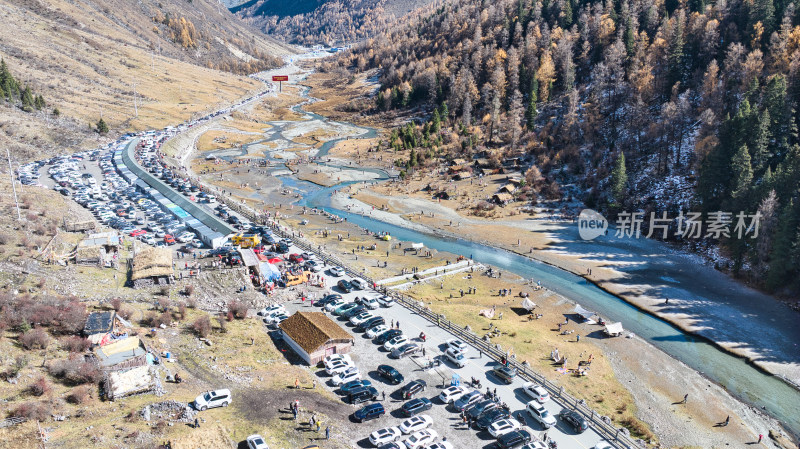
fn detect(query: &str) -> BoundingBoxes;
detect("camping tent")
[259,262,281,282]
[411,243,424,249]
[521,298,537,311]
[604,322,624,337]
[574,305,597,323]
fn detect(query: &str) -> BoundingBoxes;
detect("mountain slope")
[0,0,296,163]
[330,0,800,294]
[235,0,434,45]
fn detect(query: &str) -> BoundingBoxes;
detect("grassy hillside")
[0,0,296,163]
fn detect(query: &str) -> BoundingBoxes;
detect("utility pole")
[7,149,21,221]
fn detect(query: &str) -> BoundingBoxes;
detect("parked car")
[400,398,432,417]
[384,335,410,351]
[376,295,395,307]
[466,399,498,421]
[357,316,385,332]
[325,298,346,312]
[398,414,433,434]
[362,297,380,309]
[475,408,511,430]
[334,302,358,316]
[365,322,389,337]
[340,379,372,395]
[257,304,286,317]
[369,427,402,446]
[348,386,378,404]
[445,338,468,353]
[520,442,548,449]
[354,403,385,422]
[495,429,532,449]
[350,278,365,290]
[323,354,353,371]
[400,379,427,399]
[376,364,404,384]
[453,390,483,412]
[522,382,550,403]
[492,365,518,384]
[337,279,353,293]
[402,429,438,449]
[424,443,454,449]
[350,312,375,326]
[317,294,342,306]
[194,389,232,411]
[332,368,361,386]
[489,418,522,438]
[326,359,354,376]
[343,305,367,319]
[526,400,556,428]
[438,385,469,404]
[246,434,269,449]
[391,343,421,359]
[444,348,466,367]
[559,409,589,433]
[329,266,345,276]
[375,329,403,345]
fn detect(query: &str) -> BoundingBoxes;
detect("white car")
[444,348,466,368]
[366,324,389,338]
[403,429,438,449]
[194,389,232,411]
[329,266,345,276]
[592,443,614,449]
[526,400,556,428]
[438,385,469,403]
[362,297,380,309]
[399,414,433,434]
[376,295,395,307]
[489,418,522,438]
[521,442,548,449]
[262,311,287,325]
[257,304,286,317]
[369,427,402,446]
[325,299,345,312]
[350,312,375,326]
[331,368,361,386]
[323,354,353,370]
[522,382,550,403]
[445,338,468,353]
[424,442,454,449]
[246,434,269,449]
[177,232,195,243]
[325,359,354,375]
[383,335,410,351]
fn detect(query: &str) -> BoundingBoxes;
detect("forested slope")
[332,0,800,294]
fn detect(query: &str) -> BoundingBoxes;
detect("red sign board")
[272,75,289,82]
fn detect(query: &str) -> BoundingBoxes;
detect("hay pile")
[132,247,173,281]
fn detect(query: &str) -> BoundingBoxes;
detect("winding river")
[232,69,799,435]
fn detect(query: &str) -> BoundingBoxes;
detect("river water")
[241,72,799,435]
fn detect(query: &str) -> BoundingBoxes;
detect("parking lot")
[274,242,614,449]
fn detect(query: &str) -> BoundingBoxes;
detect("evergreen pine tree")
[668,14,686,90]
[751,110,771,174]
[20,86,34,111]
[0,58,8,99]
[730,144,754,201]
[432,109,441,133]
[625,21,636,57]
[610,152,628,205]
[766,199,798,290]
[96,118,109,134]
[439,101,449,122]
[34,94,45,110]
[526,75,538,129]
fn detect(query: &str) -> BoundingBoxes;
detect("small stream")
[234,70,799,435]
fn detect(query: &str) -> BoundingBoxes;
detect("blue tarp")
[260,262,281,282]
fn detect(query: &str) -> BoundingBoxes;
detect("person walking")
[724,416,730,426]
[194,418,200,429]
[682,393,688,404]
[382,391,386,401]
[325,426,330,439]
[758,434,763,443]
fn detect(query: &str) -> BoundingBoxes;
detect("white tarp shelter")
[521,298,537,311]
[604,322,624,337]
[574,305,597,323]
[411,243,425,249]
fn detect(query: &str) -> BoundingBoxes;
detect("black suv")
[337,279,353,293]
[400,379,427,399]
[492,365,518,384]
[317,294,342,307]
[348,386,379,404]
[375,329,402,345]
[559,410,589,433]
[377,364,404,384]
[400,397,432,416]
[475,408,510,430]
[495,429,532,449]
[357,316,385,332]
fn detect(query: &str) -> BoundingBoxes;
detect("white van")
[194,389,232,411]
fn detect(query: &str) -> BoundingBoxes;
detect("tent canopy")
[259,262,281,282]
[574,305,597,322]
[604,322,624,336]
[521,298,537,311]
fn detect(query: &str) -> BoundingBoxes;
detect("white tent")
[604,322,624,337]
[574,305,597,323]
[521,298,537,311]
[411,242,425,249]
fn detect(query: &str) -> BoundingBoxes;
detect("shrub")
[49,356,102,385]
[20,327,50,350]
[110,298,122,312]
[60,336,91,353]
[66,385,93,404]
[186,297,197,309]
[216,316,227,333]
[192,315,211,338]
[159,286,170,296]
[12,401,52,421]
[118,308,133,320]
[28,376,51,397]
[0,233,8,245]
[228,300,247,320]
[184,285,194,296]
[156,311,172,327]
[177,302,186,321]
[0,318,7,338]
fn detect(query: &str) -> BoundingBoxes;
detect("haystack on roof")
[493,192,514,203]
[279,312,353,354]
[132,247,173,281]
